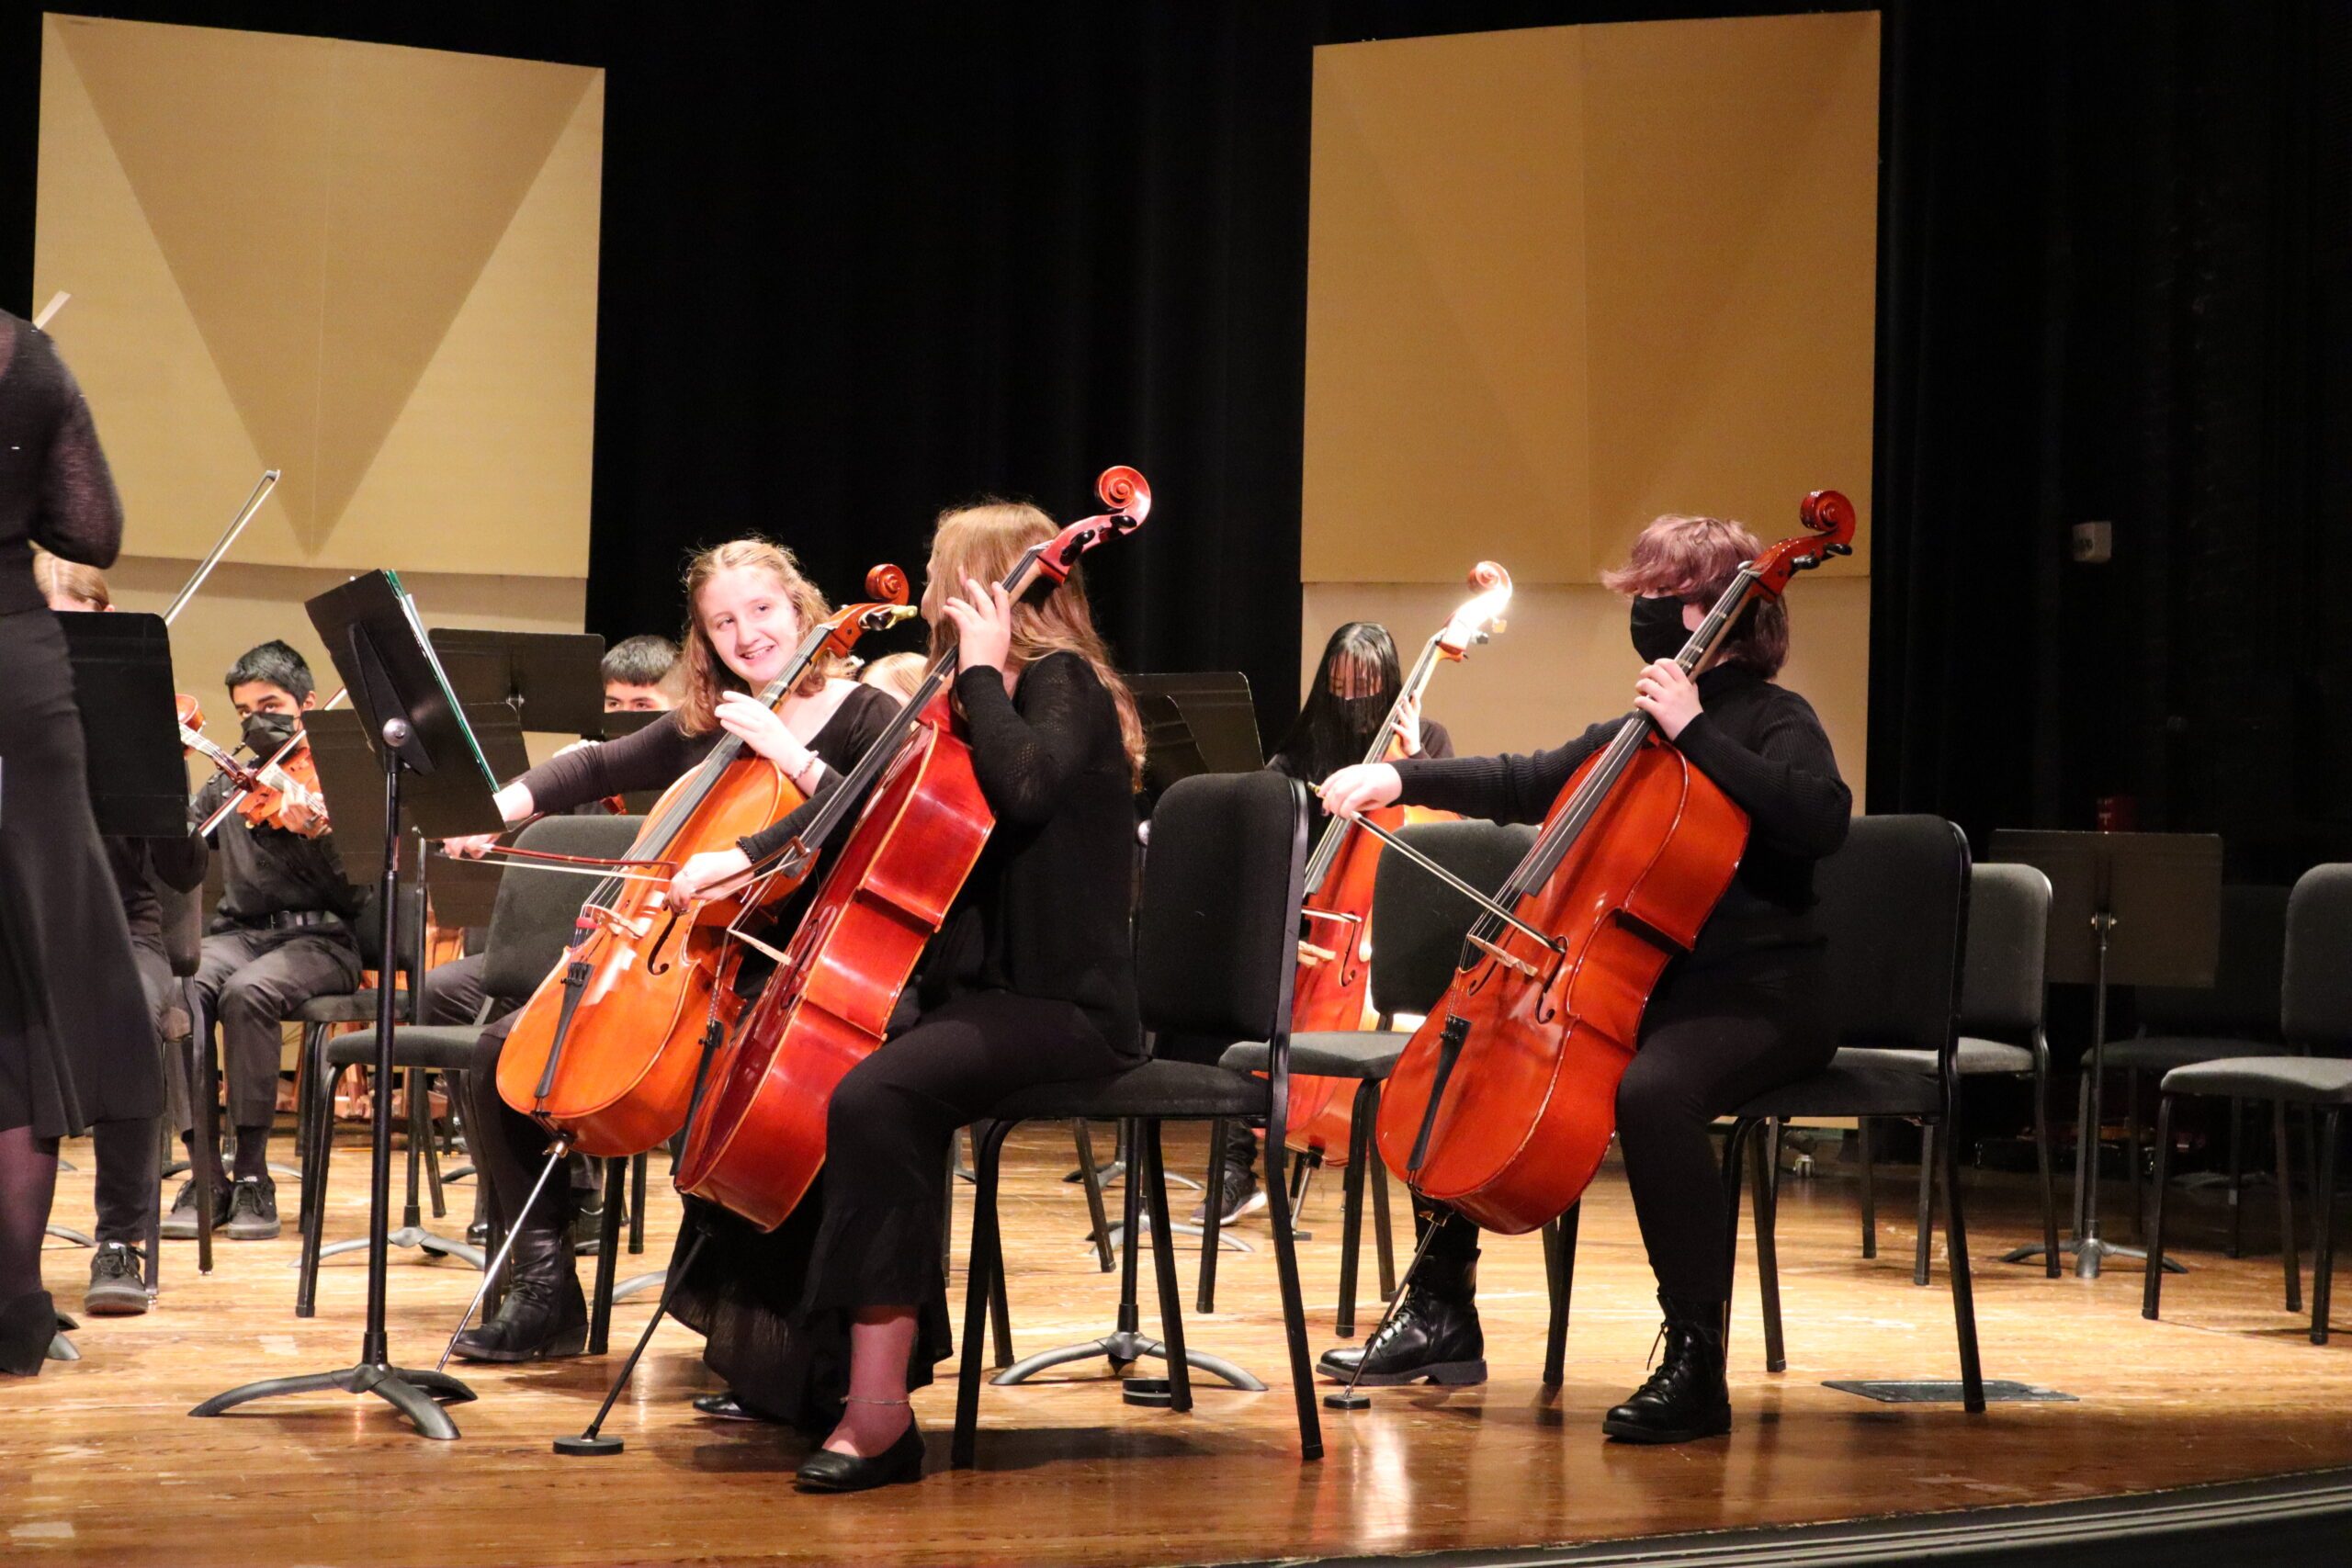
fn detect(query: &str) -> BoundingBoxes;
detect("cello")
[677,467,1148,1229]
[1367,492,1855,1236]
[492,566,920,1158]
[1284,563,1512,1160]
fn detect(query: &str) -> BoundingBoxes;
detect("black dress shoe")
[794,1421,924,1493]
[451,1276,589,1362]
[1602,1294,1732,1444]
[1317,1249,1485,1386]
[84,1242,150,1316]
[693,1392,783,1424]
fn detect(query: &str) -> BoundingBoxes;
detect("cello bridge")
[1466,931,1543,981]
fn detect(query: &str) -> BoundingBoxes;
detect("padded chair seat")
[2104,1034,2277,1074]
[1953,1037,2034,1075]
[295,989,406,1026]
[1218,1030,1408,1079]
[2160,1056,2352,1104]
[1732,1047,1943,1120]
[322,1025,483,1075]
[989,1059,1269,1122]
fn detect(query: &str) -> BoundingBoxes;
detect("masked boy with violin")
[1314,514,1849,1445]
[173,640,362,1243]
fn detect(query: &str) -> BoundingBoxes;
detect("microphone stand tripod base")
[191,1360,475,1440]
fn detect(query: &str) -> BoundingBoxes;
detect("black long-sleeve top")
[106,832,208,945]
[0,312,123,615]
[1390,665,1850,959]
[740,653,1143,1058]
[193,772,362,929]
[509,686,899,816]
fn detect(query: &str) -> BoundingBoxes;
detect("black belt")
[233,910,345,932]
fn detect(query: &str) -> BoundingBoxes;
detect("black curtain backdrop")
[3,2,2345,874]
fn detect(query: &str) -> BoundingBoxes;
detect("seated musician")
[1193,622,1454,1226]
[1313,514,1849,1445]
[646,501,1146,1495]
[854,649,926,703]
[35,553,207,1311]
[421,631,684,1032]
[444,541,898,1360]
[174,641,360,1243]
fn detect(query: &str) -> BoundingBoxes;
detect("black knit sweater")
[1390,666,1849,956]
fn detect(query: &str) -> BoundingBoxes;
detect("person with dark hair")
[600,633,681,709]
[174,640,362,1243]
[1313,513,1849,1446]
[38,558,208,1314]
[0,309,160,1374]
[1191,621,1453,1225]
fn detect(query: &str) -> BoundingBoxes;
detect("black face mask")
[1630,595,1690,665]
[241,710,299,756]
[1338,693,1392,740]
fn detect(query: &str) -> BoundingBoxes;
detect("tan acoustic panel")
[34,15,602,578]
[1305,13,1879,584]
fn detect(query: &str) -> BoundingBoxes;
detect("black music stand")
[1131,672,1262,807]
[301,707,503,1272]
[1989,830,2222,1280]
[429,628,605,737]
[193,570,502,1439]
[51,614,183,1258]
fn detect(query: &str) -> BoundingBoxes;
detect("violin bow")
[164,469,282,627]
[31,292,69,331]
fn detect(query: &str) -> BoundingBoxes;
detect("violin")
[494,566,921,1159]
[676,466,1148,1229]
[1284,562,1512,1161]
[1373,493,1854,1235]
[179,694,333,838]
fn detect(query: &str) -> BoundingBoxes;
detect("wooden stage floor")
[8,1122,2349,1567]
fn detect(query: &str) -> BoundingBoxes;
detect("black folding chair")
[953,772,1323,1466]
[2146,864,2352,1343]
[1723,816,1983,1409]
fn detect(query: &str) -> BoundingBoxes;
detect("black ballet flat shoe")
[1602,1293,1732,1445]
[692,1392,784,1424]
[793,1421,925,1494]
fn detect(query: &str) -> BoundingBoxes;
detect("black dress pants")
[1422,945,1828,1303]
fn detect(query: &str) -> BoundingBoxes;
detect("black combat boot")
[1316,1246,1485,1386]
[1602,1294,1731,1443]
[449,1220,588,1363]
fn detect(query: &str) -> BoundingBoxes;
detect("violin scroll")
[864,563,911,604]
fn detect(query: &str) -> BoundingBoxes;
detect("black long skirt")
[0,609,160,1136]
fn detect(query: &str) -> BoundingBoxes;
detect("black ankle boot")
[1602,1294,1731,1443]
[0,1291,59,1377]
[1317,1248,1485,1386]
[450,1224,588,1363]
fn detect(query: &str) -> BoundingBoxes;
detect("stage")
[12,1122,2349,1567]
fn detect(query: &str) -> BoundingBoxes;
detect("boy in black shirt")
[172,641,362,1242]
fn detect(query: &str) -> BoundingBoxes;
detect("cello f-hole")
[643,910,685,976]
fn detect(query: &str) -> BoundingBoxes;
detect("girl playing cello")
[667,500,1146,1493]
[1314,513,1850,1445]
[446,540,899,1360]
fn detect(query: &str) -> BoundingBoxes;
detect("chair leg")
[294,1024,322,1237]
[2032,1048,2060,1279]
[415,1071,447,1221]
[587,1157,626,1356]
[2225,1096,2245,1259]
[2126,1067,2145,1242]
[1720,1120,1751,1366]
[1194,1118,1227,1314]
[1335,1085,1372,1337]
[628,1149,648,1255]
[1073,1120,1114,1274]
[1939,1109,1985,1413]
[1913,1122,1937,1288]
[2277,1100,2302,1315]
[1261,1082,1324,1461]
[2143,1094,2176,1321]
[2312,1109,2338,1347]
[953,1120,1013,1469]
[1751,1122,1785,1373]
[294,1043,334,1316]
[1543,1202,1577,1390]
[1857,1118,1877,1258]
[1368,1087,1396,1301]
[1139,1122,1192,1412]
